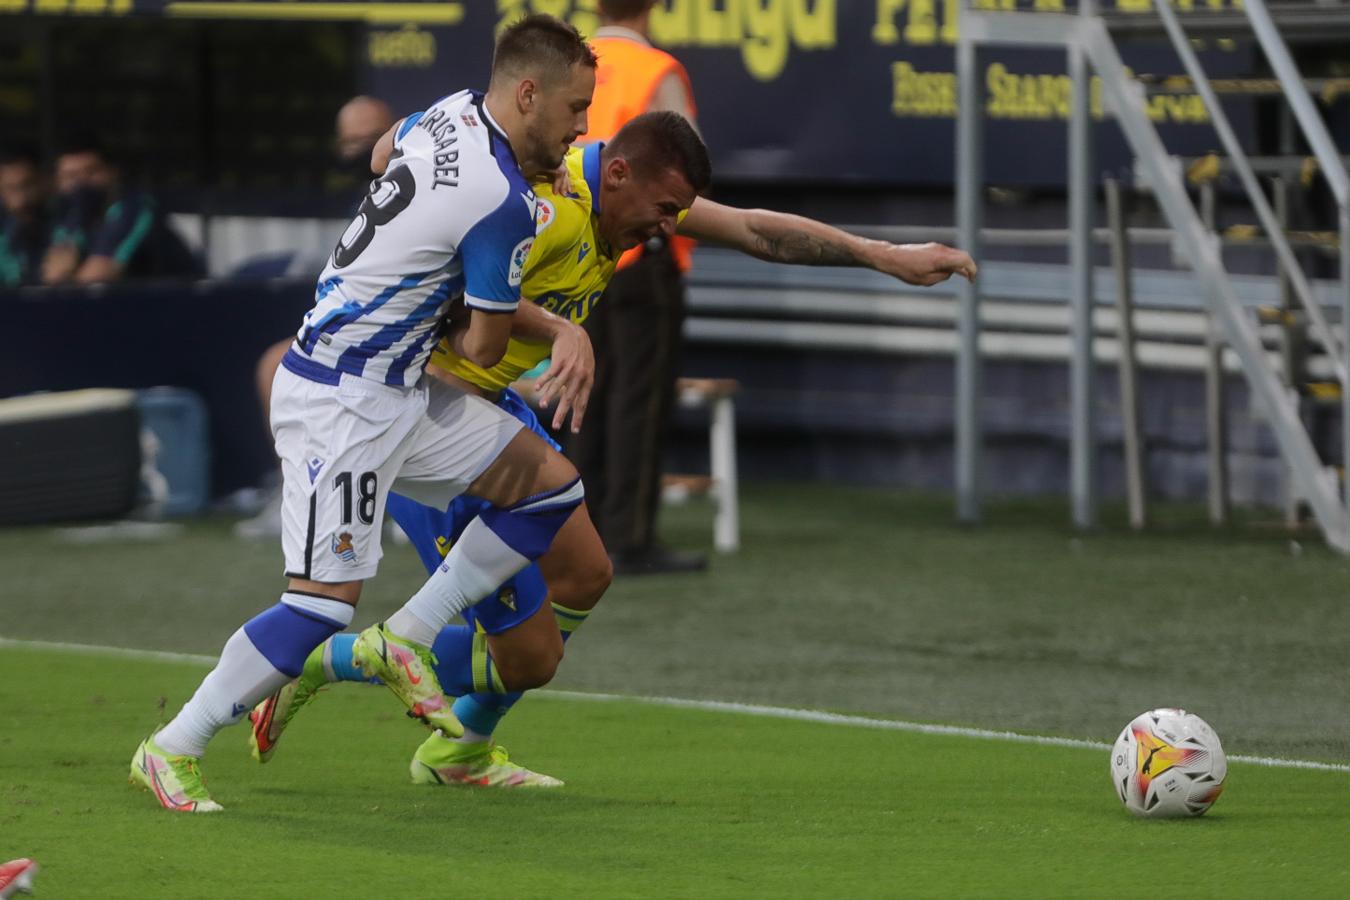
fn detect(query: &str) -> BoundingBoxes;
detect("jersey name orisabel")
[290,91,537,388]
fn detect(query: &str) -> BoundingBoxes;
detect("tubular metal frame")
[955,3,1350,551]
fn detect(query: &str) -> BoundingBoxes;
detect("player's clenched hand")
[534,320,594,433]
[549,164,574,197]
[876,242,977,286]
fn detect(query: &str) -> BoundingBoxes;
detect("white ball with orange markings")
[1110,708,1227,817]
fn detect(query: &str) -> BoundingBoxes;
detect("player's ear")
[605,156,629,187]
[516,78,538,113]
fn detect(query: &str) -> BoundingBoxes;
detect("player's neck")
[482,92,542,179]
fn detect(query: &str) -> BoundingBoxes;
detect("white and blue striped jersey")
[289,90,537,388]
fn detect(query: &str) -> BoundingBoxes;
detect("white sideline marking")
[4,636,1348,775]
[0,637,218,667]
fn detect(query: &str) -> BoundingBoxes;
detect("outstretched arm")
[677,198,977,286]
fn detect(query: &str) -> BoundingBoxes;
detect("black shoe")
[609,544,708,576]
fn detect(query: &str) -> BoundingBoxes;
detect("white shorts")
[271,355,524,582]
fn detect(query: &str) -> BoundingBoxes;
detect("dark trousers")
[568,247,686,554]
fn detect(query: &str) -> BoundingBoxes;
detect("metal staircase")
[954,0,1350,551]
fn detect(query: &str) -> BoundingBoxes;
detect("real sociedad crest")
[331,531,358,565]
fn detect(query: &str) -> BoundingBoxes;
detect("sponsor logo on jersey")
[538,288,603,325]
[307,456,325,484]
[509,237,533,287]
[331,531,359,564]
[499,587,517,611]
[577,242,591,264]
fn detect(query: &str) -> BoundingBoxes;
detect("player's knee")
[581,550,613,604]
[496,637,563,691]
[536,455,579,495]
[550,547,611,609]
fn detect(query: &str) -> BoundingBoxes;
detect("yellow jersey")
[429,143,617,392]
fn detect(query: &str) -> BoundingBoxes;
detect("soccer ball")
[1110,708,1227,818]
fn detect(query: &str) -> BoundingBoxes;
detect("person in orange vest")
[569,0,708,575]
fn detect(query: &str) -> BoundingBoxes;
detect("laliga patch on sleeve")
[535,198,556,232]
[509,237,533,287]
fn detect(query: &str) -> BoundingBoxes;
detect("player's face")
[601,164,697,252]
[522,64,594,173]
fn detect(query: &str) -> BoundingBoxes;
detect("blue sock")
[243,593,353,677]
[447,602,589,741]
[323,633,378,683]
[452,691,519,738]
[478,477,585,559]
[430,626,504,696]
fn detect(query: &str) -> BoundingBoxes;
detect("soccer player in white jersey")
[130,14,600,813]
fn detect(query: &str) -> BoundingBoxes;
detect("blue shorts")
[385,387,557,635]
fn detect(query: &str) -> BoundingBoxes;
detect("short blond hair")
[491,14,598,89]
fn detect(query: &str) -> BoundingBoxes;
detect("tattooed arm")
[677,197,977,286]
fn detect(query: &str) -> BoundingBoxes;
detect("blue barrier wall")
[6,276,1332,512]
[2,279,313,498]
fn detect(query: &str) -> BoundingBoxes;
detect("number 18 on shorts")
[271,364,428,583]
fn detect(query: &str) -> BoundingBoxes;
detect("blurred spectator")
[567,0,706,575]
[41,135,200,285]
[0,144,50,287]
[330,95,396,192]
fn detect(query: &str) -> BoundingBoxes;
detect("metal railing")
[955,1,1350,551]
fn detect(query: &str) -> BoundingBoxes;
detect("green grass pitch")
[2,485,1348,896]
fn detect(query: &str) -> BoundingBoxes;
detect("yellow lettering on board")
[569,0,599,39]
[694,0,734,44]
[872,0,906,44]
[906,0,938,46]
[496,0,526,36]
[369,24,436,68]
[652,0,693,42]
[741,0,789,82]
[873,0,958,47]
[790,0,834,49]
[529,0,573,20]
[650,0,835,81]
[890,61,957,117]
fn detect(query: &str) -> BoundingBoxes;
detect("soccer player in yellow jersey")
[249,111,975,787]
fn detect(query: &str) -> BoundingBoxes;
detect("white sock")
[155,627,290,758]
[156,594,353,757]
[387,517,528,647]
